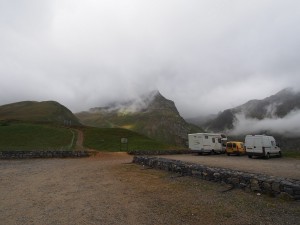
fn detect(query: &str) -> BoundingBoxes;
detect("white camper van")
[245,135,281,159]
[188,133,227,154]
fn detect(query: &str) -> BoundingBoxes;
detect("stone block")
[271,182,281,193]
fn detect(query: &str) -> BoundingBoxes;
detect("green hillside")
[0,123,75,151]
[82,127,173,151]
[0,101,80,125]
[76,91,203,147]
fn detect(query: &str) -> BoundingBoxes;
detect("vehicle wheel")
[227,153,230,156]
[278,151,282,158]
[265,153,270,159]
[248,155,252,158]
[237,152,240,156]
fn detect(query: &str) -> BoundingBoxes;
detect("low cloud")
[89,90,159,114]
[229,110,300,137]
[1,1,300,117]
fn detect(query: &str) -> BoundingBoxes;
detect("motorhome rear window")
[205,136,208,139]
[212,138,215,143]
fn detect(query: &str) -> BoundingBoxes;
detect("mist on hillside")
[229,110,300,137]
[89,90,159,114]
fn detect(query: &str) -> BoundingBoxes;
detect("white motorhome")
[188,133,227,154]
[245,135,281,159]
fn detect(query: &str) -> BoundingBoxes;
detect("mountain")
[0,101,81,125]
[203,88,300,135]
[185,114,217,127]
[76,91,203,146]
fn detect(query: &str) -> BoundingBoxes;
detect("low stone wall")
[133,156,300,200]
[0,150,89,159]
[128,149,195,155]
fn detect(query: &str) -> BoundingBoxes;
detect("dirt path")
[74,129,85,150]
[0,153,299,225]
[160,154,300,180]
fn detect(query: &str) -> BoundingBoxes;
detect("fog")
[1,1,300,117]
[230,110,300,137]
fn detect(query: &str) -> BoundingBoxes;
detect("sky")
[1,0,300,118]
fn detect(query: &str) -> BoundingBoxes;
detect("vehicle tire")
[248,155,252,158]
[237,152,240,156]
[265,153,270,159]
[278,151,282,158]
[227,153,230,156]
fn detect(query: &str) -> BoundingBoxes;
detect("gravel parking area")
[160,154,300,180]
[0,152,299,225]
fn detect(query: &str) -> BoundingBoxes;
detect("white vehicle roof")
[189,133,224,136]
[245,134,274,138]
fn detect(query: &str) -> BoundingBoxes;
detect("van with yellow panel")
[226,141,245,156]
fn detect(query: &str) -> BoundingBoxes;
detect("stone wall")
[128,149,195,155]
[133,156,300,200]
[0,150,89,159]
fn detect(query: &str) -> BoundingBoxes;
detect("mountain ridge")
[201,88,300,136]
[76,91,203,146]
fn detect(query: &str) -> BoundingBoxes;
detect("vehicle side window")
[212,138,215,143]
[205,136,208,139]
[233,143,236,148]
[271,141,275,147]
[218,138,221,143]
[227,143,232,148]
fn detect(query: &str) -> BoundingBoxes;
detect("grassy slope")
[0,123,75,151]
[82,127,174,152]
[77,111,203,147]
[0,101,80,125]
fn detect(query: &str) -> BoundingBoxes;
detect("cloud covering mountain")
[1,1,300,117]
[205,88,300,137]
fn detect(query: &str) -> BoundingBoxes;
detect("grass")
[82,127,173,152]
[283,150,300,158]
[0,123,74,151]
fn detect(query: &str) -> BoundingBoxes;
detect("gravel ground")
[160,154,300,180]
[0,152,299,225]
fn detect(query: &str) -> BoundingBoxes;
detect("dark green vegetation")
[76,91,203,147]
[283,151,300,158]
[0,97,179,152]
[0,101,80,125]
[0,123,75,150]
[0,122,175,152]
[82,127,174,152]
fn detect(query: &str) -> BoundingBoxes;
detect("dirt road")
[0,153,299,225]
[160,154,300,180]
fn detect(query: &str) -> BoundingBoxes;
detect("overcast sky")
[1,0,300,118]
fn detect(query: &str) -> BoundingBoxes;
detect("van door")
[253,137,263,153]
[245,137,256,153]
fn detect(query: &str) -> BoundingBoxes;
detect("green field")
[82,127,172,152]
[0,123,173,152]
[0,123,75,151]
[282,150,300,158]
